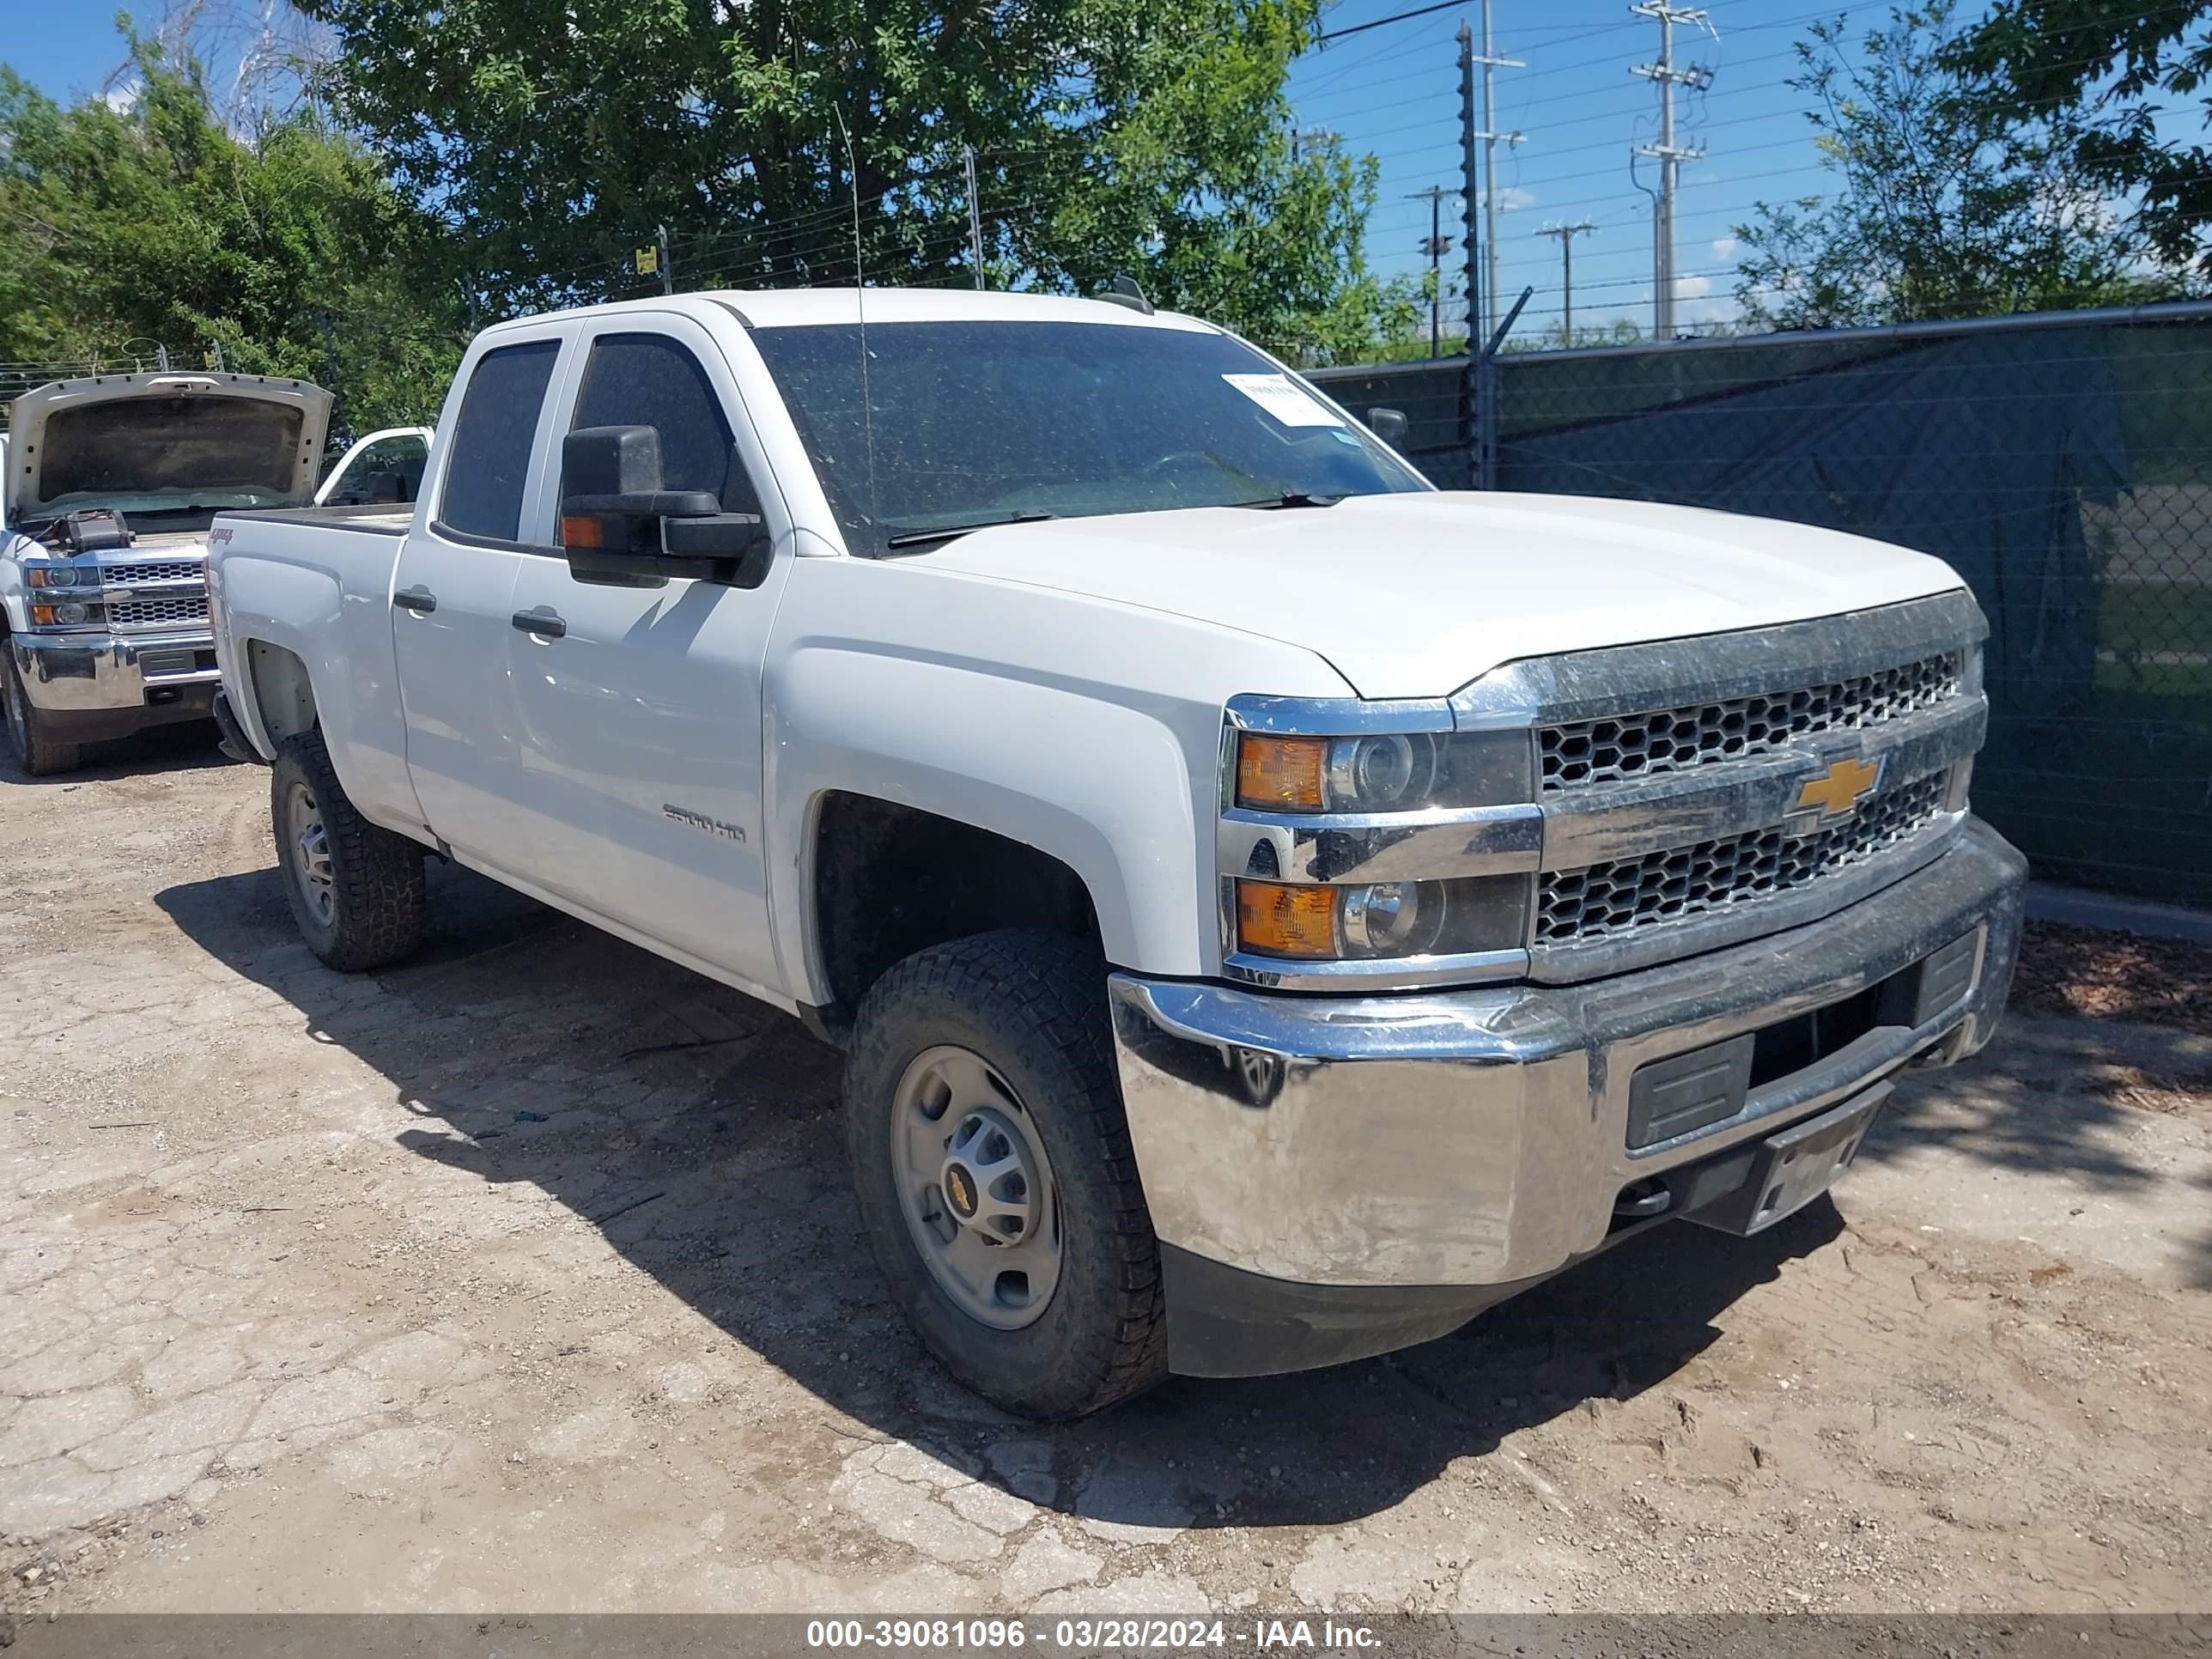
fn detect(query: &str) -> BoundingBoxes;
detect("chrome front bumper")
[9,630,221,714]
[1110,817,2027,1298]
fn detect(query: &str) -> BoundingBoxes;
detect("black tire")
[2,647,82,776]
[270,729,428,971]
[845,930,1167,1419]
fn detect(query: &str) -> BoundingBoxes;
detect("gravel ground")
[3,728,2209,1617]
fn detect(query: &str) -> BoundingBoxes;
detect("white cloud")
[102,84,140,114]
[1676,273,1713,299]
[1487,186,1535,211]
[1711,234,1739,262]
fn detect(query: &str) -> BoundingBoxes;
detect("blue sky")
[1287,0,1855,342]
[12,2,1853,342]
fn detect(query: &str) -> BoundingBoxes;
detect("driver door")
[501,314,793,995]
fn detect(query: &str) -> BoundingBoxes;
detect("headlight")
[1224,705,1540,975]
[28,599,102,628]
[1235,874,1529,961]
[27,564,82,588]
[1234,729,1532,813]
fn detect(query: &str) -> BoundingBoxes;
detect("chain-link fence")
[1312,302,2212,909]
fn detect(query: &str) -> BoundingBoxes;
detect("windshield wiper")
[1227,491,1343,510]
[882,510,1057,550]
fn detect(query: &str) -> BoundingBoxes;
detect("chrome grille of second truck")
[109,594,210,629]
[1538,650,1960,792]
[101,560,203,586]
[1537,771,1949,945]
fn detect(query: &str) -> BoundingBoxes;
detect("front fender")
[762,558,1355,1000]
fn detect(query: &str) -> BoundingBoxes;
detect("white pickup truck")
[207,289,2026,1419]
[2,371,335,774]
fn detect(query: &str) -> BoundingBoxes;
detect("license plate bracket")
[1684,1081,1892,1236]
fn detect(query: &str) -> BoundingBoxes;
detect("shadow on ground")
[158,855,2144,1530]
[1868,1003,2212,1292]
[0,719,228,786]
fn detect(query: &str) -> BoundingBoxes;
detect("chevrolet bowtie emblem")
[1795,755,1883,819]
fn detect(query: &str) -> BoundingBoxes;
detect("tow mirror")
[560,425,770,586]
[1367,407,1410,451]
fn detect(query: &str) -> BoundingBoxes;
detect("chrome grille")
[100,560,204,585]
[1539,652,1960,792]
[1536,771,1951,945]
[108,594,210,629]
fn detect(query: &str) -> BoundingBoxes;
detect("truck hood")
[916,491,1970,699]
[5,372,332,523]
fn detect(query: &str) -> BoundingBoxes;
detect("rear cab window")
[436,342,562,543]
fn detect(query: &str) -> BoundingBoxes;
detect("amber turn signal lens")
[1236,880,1339,958]
[1237,735,1328,811]
[560,514,605,549]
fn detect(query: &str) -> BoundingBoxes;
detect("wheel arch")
[805,792,1109,1029]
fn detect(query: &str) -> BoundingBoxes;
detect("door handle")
[511,610,567,639]
[393,586,437,613]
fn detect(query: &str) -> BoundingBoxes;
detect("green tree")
[0,34,463,432]
[1729,2,2169,331]
[295,0,1393,356]
[1951,0,2212,277]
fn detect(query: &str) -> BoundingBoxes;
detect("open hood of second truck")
[6,372,333,523]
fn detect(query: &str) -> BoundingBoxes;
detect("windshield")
[749,319,1426,554]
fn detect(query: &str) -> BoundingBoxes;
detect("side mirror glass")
[1367,406,1410,451]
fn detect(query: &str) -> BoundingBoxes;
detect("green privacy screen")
[1313,311,2212,909]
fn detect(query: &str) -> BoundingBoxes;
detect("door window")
[438,341,561,541]
[566,333,758,514]
[324,434,430,505]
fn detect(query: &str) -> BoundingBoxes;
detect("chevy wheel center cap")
[945,1162,978,1220]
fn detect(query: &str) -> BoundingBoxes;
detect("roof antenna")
[833,106,879,530]
[1097,273,1154,315]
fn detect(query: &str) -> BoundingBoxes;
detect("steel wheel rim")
[890,1044,1062,1331]
[283,780,337,926]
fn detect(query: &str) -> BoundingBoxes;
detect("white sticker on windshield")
[1222,373,1345,427]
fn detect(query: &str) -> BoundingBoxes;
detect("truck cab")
[1,371,331,774]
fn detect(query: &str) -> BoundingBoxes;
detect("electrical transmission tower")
[1630,1,1714,341]
[1537,221,1596,347]
[1473,0,1524,334]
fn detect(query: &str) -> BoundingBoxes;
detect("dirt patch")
[2094,1065,2212,1116]
[2014,919,2212,1036]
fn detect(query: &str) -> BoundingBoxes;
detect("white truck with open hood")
[1,370,332,773]
[204,290,2027,1419]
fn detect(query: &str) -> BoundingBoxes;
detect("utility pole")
[1631,2,1713,341]
[1474,0,1525,335]
[962,145,986,289]
[1538,221,1595,346]
[1459,22,1485,477]
[1408,185,1455,359]
[1291,125,1335,164]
